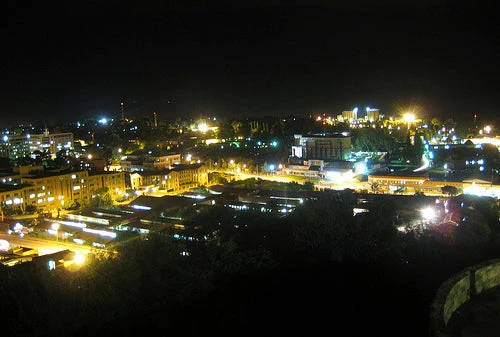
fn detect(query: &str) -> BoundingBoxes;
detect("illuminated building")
[129,163,208,192]
[366,107,380,122]
[292,133,352,161]
[0,129,74,160]
[368,171,500,198]
[342,108,358,122]
[0,170,126,211]
[120,150,181,172]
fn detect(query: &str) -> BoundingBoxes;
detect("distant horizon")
[0,104,491,132]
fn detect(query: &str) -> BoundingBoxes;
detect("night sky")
[1,1,499,128]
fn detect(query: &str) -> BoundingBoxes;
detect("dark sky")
[1,1,499,128]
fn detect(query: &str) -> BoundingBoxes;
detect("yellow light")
[198,123,208,133]
[421,207,436,221]
[403,113,415,123]
[73,253,86,265]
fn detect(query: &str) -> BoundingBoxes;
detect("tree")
[441,185,458,196]
[456,206,491,245]
[303,181,315,191]
[0,156,12,169]
[412,133,425,164]
[289,191,355,262]
[89,187,114,209]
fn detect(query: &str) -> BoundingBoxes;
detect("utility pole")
[121,102,124,120]
[154,111,158,127]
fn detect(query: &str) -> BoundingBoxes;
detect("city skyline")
[1,1,498,128]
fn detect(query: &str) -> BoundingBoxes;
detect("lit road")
[0,233,93,256]
[226,171,370,192]
[236,172,301,183]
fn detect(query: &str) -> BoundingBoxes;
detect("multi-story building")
[291,133,352,161]
[87,171,127,201]
[0,170,126,212]
[129,171,180,191]
[0,184,31,213]
[143,153,181,170]
[120,150,181,172]
[366,108,380,122]
[129,163,208,192]
[37,129,74,154]
[21,170,91,208]
[0,129,73,160]
[341,109,358,122]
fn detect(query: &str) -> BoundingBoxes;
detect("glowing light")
[354,162,367,174]
[82,227,116,238]
[403,113,415,123]
[132,205,152,210]
[413,154,430,172]
[421,207,436,221]
[73,253,86,264]
[198,123,208,133]
[0,239,9,251]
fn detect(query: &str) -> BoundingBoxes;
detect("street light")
[403,113,415,130]
[52,223,60,243]
[421,207,436,223]
[404,113,416,145]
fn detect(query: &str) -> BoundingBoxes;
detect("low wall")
[429,258,500,336]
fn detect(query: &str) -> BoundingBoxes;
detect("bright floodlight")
[0,239,9,251]
[73,253,86,265]
[52,223,60,230]
[198,123,208,133]
[404,113,415,123]
[421,207,436,221]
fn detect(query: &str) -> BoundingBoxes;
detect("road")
[226,171,370,191]
[0,232,93,256]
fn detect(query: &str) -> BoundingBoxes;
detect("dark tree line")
[0,190,499,337]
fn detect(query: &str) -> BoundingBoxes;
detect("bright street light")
[52,223,60,242]
[404,113,415,124]
[420,207,436,221]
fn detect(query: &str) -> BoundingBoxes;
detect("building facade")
[129,164,208,192]
[0,170,126,212]
[0,129,74,160]
[292,133,352,161]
